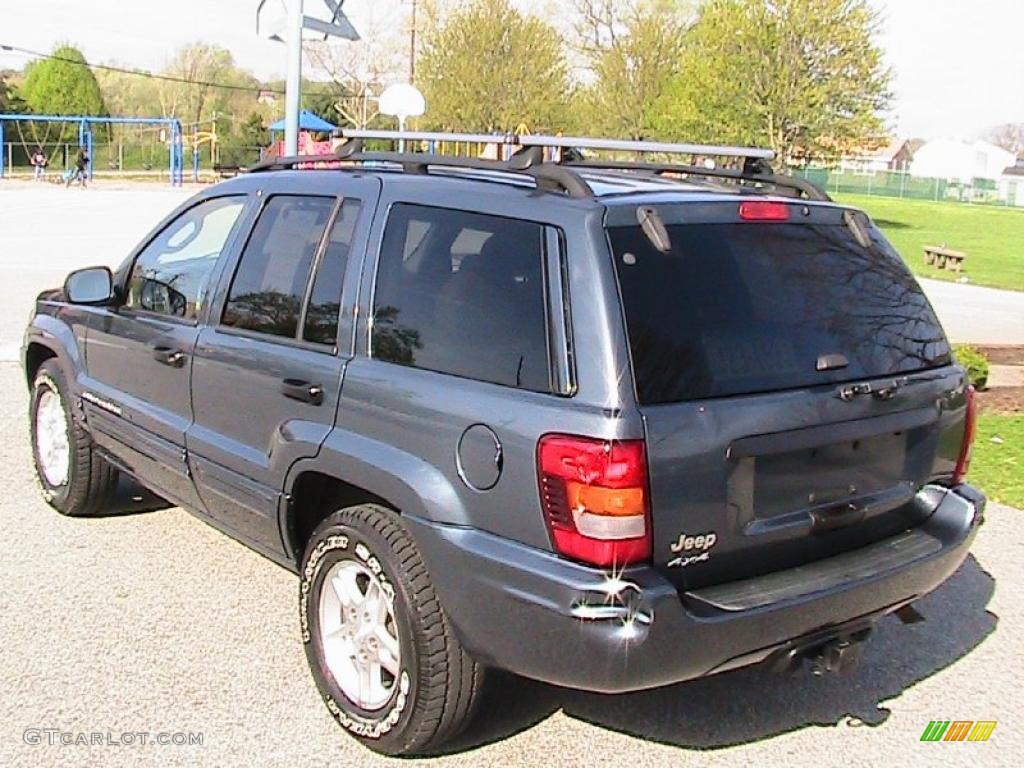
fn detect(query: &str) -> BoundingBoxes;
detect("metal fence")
[792,166,1023,207]
[1,141,264,181]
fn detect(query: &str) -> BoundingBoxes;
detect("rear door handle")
[152,346,186,368]
[810,502,866,533]
[280,378,323,406]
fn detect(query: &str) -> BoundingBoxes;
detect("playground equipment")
[0,114,185,185]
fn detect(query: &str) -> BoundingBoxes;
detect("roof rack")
[246,129,827,200]
[563,159,831,201]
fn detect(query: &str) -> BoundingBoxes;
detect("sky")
[1,0,1022,141]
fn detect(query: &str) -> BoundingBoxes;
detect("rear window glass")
[609,219,951,404]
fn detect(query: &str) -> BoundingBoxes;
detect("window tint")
[222,195,334,339]
[609,219,951,404]
[303,199,362,346]
[125,196,244,320]
[372,204,551,392]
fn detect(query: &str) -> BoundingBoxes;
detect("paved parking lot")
[1,183,1022,767]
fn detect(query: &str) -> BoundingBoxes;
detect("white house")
[909,139,1016,182]
[998,161,1024,207]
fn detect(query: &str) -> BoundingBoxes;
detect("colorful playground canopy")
[269,110,336,134]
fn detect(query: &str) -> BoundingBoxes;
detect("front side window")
[221,195,335,339]
[371,203,551,392]
[125,196,245,320]
[303,199,363,346]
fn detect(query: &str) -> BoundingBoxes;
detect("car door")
[187,177,378,552]
[83,194,249,508]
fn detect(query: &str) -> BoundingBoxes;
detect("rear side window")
[371,204,551,392]
[609,217,951,404]
[222,195,334,339]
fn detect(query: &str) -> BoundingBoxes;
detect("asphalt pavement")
[1,182,1022,767]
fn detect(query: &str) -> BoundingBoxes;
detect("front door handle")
[280,378,323,406]
[152,346,186,368]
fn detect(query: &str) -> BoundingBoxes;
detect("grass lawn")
[838,194,1024,292]
[971,412,1024,508]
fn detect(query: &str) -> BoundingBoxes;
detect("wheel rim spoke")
[35,389,70,487]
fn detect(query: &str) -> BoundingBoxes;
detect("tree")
[985,123,1024,157]
[574,1,693,139]
[417,0,572,133]
[20,45,107,116]
[653,0,892,163]
[158,44,257,127]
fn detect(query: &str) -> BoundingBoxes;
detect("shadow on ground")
[445,555,996,752]
[94,474,172,517]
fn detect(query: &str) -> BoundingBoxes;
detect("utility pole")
[285,0,304,156]
[409,0,418,84]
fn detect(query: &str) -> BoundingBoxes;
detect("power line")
[0,43,285,95]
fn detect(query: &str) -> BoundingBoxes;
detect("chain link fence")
[792,166,1022,207]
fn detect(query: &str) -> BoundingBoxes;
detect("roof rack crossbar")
[247,137,365,173]
[564,159,831,201]
[339,129,775,162]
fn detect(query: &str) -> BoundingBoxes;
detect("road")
[0,182,1021,361]
[0,182,1022,767]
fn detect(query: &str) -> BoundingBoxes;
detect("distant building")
[998,158,1024,207]
[257,90,279,106]
[840,138,915,174]
[909,139,1016,182]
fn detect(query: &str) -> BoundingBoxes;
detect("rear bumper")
[408,484,984,693]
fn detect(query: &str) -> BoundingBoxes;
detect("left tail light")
[952,385,978,485]
[537,435,652,567]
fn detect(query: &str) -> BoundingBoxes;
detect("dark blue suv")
[23,132,984,755]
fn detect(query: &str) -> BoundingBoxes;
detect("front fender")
[23,312,85,386]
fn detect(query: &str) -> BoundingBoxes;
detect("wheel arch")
[281,431,470,567]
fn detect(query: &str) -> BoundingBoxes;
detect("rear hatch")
[606,199,969,590]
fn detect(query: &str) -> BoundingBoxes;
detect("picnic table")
[923,245,967,273]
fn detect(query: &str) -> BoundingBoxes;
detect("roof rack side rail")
[343,150,594,198]
[564,159,831,201]
[340,128,517,145]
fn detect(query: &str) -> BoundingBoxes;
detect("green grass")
[838,194,1024,292]
[971,412,1024,508]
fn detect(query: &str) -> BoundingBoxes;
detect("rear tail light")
[739,201,791,221]
[537,435,651,567]
[952,385,978,485]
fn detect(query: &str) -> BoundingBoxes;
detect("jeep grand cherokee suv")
[23,131,984,756]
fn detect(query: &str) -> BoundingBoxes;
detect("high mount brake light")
[739,201,791,221]
[537,435,652,567]
[952,385,978,485]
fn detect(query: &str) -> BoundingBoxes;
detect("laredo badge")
[667,531,718,568]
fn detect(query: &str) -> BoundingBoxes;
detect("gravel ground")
[1,182,1022,767]
[0,361,1020,768]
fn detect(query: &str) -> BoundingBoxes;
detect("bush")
[953,344,989,390]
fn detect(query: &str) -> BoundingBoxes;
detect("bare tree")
[304,7,406,129]
[985,123,1024,156]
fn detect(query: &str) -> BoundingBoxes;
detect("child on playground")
[66,147,88,188]
[30,147,48,180]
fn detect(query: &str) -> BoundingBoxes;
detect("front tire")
[30,360,117,516]
[300,504,484,756]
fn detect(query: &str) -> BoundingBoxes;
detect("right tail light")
[952,385,978,485]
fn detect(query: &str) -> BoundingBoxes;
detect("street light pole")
[285,0,304,156]
[409,0,417,84]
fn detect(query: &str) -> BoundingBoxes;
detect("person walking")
[66,146,89,188]
[31,146,48,181]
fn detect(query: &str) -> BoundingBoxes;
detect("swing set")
[0,114,185,186]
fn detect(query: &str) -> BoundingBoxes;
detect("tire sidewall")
[30,364,75,509]
[300,516,420,747]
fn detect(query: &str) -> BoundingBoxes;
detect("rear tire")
[300,504,484,756]
[30,360,117,516]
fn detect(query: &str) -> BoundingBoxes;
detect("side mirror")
[64,267,114,305]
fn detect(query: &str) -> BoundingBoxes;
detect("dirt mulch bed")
[978,386,1024,414]
[975,345,1024,366]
